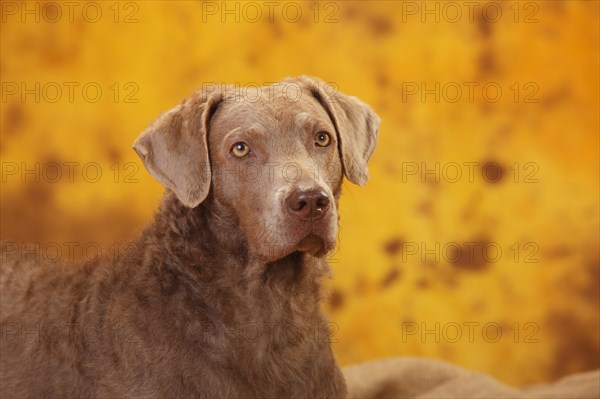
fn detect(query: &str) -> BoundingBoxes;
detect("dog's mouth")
[276,250,304,264]
[251,216,337,263]
[259,233,335,263]
[295,233,331,258]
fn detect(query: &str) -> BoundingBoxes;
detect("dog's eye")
[315,132,331,147]
[231,142,251,158]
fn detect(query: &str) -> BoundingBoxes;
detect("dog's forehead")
[209,87,332,139]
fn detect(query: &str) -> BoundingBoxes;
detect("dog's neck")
[133,192,333,358]
[126,192,343,396]
[138,191,330,311]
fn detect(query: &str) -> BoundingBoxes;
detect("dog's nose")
[286,189,331,220]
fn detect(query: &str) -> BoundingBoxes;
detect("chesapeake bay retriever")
[0,76,379,398]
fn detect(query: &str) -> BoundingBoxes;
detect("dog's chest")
[176,289,343,396]
[139,312,344,398]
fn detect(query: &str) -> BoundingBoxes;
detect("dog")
[0,76,380,398]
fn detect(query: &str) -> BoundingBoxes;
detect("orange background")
[1,0,598,385]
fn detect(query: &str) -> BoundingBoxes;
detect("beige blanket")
[344,358,600,399]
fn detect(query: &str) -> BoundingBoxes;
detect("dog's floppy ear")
[133,90,224,208]
[293,76,380,186]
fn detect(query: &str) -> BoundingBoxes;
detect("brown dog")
[0,76,379,398]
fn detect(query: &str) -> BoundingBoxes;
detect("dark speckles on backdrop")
[481,161,505,184]
[328,289,345,311]
[383,237,403,256]
[380,267,401,288]
[448,237,493,272]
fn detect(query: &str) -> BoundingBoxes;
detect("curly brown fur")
[1,76,379,398]
[1,192,343,398]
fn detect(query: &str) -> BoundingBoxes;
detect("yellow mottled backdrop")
[1,0,598,386]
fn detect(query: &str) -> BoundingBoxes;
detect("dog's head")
[133,76,379,263]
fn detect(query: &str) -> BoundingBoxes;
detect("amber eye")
[315,132,331,147]
[231,142,251,158]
